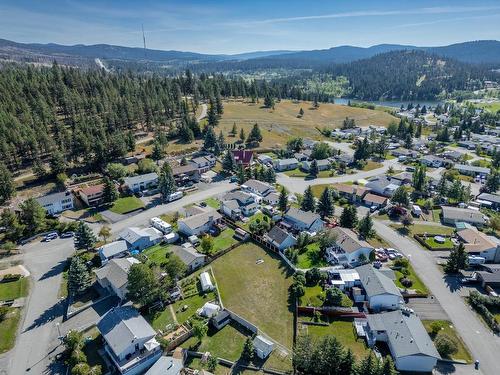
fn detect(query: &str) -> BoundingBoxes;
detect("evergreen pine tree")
[207,100,219,126]
[239,128,246,143]
[279,187,288,213]
[309,159,319,177]
[102,176,118,204]
[151,141,164,162]
[358,212,374,239]
[242,338,254,361]
[265,167,276,183]
[237,165,246,184]
[0,162,15,204]
[247,123,263,144]
[158,163,176,202]
[340,205,358,228]
[203,126,217,150]
[74,221,97,250]
[301,186,316,212]
[67,256,92,296]
[445,243,468,273]
[317,187,335,218]
[222,151,234,174]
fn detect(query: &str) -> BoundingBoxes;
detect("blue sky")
[1,0,500,54]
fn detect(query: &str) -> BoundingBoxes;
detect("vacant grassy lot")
[0,277,29,301]
[296,242,329,269]
[422,320,472,363]
[0,307,21,354]
[361,160,383,171]
[109,196,145,214]
[302,316,371,359]
[212,243,294,348]
[219,100,398,149]
[182,323,248,361]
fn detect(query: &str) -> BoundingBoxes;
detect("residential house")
[365,176,401,197]
[97,306,161,375]
[99,240,129,264]
[302,159,331,172]
[192,154,216,173]
[231,150,254,167]
[211,310,231,330]
[363,193,388,208]
[257,154,273,165]
[364,310,440,373]
[283,207,324,233]
[172,163,200,184]
[457,140,477,150]
[263,191,280,206]
[144,352,184,375]
[241,179,276,198]
[253,335,274,359]
[273,158,299,171]
[294,152,308,162]
[35,190,74,215]
[79,184,105,207]
[389,172,413,185]
[119,227,163,251]
[333,184,369,203]
[441,206,488,228]
[420,155,447,168]
[328,269,361,291]
[356,264,402,312]
[220,191,258,219]
[177,208,222,236]
[123,173,159,193]
[391,149,418,159]
[441,150,463,162]
[265,226,297,251]
[455,164,490,177]
[335,153,354,165]
[456,228,500,262]
[170,245,206,272]
[476,192,500,210]
[326,227,374,266]
[94,257,140,300]
[473,264,500,288]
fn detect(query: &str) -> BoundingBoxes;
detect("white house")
[170,245,206,272]
[302,159,331,172]
[119,227,163,251]
[365,311,440,373]
[97,306,161,375]
[441,206,488,228]
[177,208,222,236]
[98,240,129,264]
[123,173,158,193]
[200,271,214,292]
[241,179,276,198]
[35,190,74,215]
[192,154,216,173]
[356,264,402,312]
[94,257,140,300]
[253,335,274,359]
[283,207,324,233]
[273,158,299,171]
[265,226,297,251]
[326,227,374,266]
[220,191,258,219]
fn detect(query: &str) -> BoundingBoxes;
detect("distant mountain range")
[1,38,500,70]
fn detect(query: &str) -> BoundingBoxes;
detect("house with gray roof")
[95,257,140,300]
[177,208,222,236]
[302,159,331,172]
[169,245,206,272]
[273,158,299,171]
[265,226,296,251]
[356,264,402,312]
[420,155,448,168]
[365,310,440,372]
[365,176,401,197]
[35,190,74,215]
[326,227,374,266]
[220,191,258,219]
[283,207,324,233]
[98,240,129,264]
[119,227,163,251]
[191,154,216,173]
[145,354,184,375]
[241,179,276,197]
[477,192,500,210]
[455,164,490,177]
[441,206,488,228]
[97,306,161,375]
[123,172,159,193]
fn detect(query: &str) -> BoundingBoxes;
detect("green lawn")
[212,243,294,348]
[182,323,248,361]
[422,320,473,363]
[0,277,29,301]
[361,160,383,171]
[203,197,220,209]
[283,168,333,178]
[143,244,170,265]
[148,305,175,331]
[184,357,229,375]
[173,291,217,325]
[109,196,145,214]
[301,285,324,307]
[367,234,390,249]
[424,237,454,250]
[296,242,329,269]
[303,317,371,359]
[0,307,21,354]
[211,228,239,252]
[394,263,429,294]
[390,223,454,237]
[239,212,269,232]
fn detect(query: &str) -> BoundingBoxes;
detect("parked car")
[43,232,58,242]
[60,231,75,238]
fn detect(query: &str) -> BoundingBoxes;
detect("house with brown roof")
[456,228,500,262]
[333,184,369,203]
[79,184,105,207]
[363,193,389,208]
[172,163,200,184]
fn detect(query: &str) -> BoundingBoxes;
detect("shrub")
[400,277,413,288]
[430,321,445,337]
[393,258,409,268]
[434,334,458,358]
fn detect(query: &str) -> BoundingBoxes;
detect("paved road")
[1,238,74,375]
[373,220,500,375]
[277,158,400,193]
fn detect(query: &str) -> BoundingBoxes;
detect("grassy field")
[361,160,383,171]
[474,101,500,113]
[301,285,324,307]
[212,243,294,348]
[142,244,170,265]
[109,196,145,214]
[0,307,21,354]
[424,237,454,250]
[296,242,329,269]
[212,228,239,252]
[204,197,220,209]
[301,317,371,359]
[182,323,248,361]
[0,277,29,301]
[422,320,473,363]
[239,212,269,232]
[394,263,429,294]
[218,100,398,149]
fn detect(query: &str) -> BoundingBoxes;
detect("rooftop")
[123,172,158,186]
[333,227,373,254]
[356,264,401,298]
[285,207,322,227]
